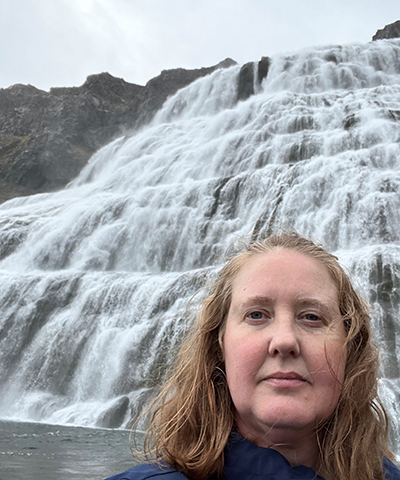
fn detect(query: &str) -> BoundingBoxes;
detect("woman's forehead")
[230,248,339,302]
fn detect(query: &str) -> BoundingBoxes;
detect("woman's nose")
[267,314,301,358]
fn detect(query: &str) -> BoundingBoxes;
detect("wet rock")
[257,56,271,83]
[343,113,359,130]
[237,56,270,102]
[237,62,255,101]
[324,53,338,64]
[98,396,130,429]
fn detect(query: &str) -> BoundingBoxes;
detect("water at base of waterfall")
[2,419,398,480]
[0,420,142,480]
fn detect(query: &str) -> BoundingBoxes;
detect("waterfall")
[1,39,400,451]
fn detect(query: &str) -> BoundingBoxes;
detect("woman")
[106,232,400,480]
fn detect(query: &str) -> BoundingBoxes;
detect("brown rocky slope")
[0,58,236,204]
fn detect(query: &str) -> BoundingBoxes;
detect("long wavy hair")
[140,232,393,480]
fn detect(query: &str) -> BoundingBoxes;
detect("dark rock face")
[237,57,271,102]
[372,20,400,40]
[0,59,236,204]
[237,62,255,101]
[257,56,271,84]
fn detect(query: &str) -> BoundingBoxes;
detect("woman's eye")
[248,311,264,320]
[304,313,320,321]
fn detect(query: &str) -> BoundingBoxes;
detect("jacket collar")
[224,432,325,480]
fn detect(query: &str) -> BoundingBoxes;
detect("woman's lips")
[264,371,308,387]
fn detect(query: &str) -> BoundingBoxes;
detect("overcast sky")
[1,0,399,91]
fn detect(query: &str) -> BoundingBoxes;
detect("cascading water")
[1,39,400,452]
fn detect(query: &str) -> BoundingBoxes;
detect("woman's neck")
[238,425,320,471]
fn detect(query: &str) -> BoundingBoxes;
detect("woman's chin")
[235,404,332,441]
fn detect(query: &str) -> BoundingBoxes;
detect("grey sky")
[0,0,398,91]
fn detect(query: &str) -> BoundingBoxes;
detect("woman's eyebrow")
[294,297,339,314]
[232,296,274,313]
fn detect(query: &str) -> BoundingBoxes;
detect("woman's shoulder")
[105,454,400,480]
[104,462,189,480]
[384,458,400,480]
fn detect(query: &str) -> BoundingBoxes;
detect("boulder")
[97,396,130,429]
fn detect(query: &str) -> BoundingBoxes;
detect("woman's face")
[222,248,347,444]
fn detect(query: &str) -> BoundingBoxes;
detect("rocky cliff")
[372,20,400,41]
[0,58,236,204]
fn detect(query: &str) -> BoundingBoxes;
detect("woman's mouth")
[264,371,307,387]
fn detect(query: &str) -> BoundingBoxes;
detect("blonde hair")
[141,232,393,480]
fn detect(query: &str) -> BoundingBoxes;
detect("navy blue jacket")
[105,434,400,480]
